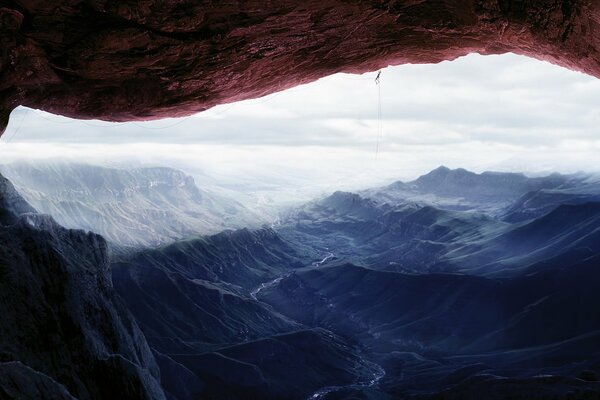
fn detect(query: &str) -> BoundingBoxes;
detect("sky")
[1,52,599,201]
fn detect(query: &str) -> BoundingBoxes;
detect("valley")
[1,164,600,399]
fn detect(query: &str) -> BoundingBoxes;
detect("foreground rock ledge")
[0,0,598,132]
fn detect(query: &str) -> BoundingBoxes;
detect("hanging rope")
[375,71,382,160]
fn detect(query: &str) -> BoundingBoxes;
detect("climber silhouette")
[375,71,381,84]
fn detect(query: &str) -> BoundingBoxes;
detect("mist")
[2,52,600,206]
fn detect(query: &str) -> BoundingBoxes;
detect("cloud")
[1,52,600,193]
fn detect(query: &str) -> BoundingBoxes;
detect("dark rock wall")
[0,174,166,399]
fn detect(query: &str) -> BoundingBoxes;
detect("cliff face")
[0,173,165,400]
[0,163,263,247]
[1,1,599,130]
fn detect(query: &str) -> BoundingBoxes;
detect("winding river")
[249,274,290,300]
[312,252,335,267]
[308,359,386,399]
[250,250,385,400]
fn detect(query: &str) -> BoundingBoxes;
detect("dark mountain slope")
[258,260,600,398]
[112,227,379,400]
[0,174,36,224]
[169,329,376,400]
[450,202,600,275]
[501,174,600,222]
[112,259,299,355]
[0,174,165,399]
[259,259,600,361]
[0,361,78,400]
[501,202,600,252]
[117,227,307,291]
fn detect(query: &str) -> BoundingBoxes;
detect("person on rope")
[375,71,381,85]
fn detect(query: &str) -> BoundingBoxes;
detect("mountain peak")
[432,165,451,173]
[413,166,474,185]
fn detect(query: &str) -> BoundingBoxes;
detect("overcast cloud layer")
[1,53,599,197]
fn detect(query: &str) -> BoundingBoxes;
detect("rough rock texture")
[1,1,599,133]
[0,173,166,399]
[0,362,77,400]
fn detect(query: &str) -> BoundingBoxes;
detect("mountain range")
[2,165,600,399]
[0,162,264,247]
[362,165,599,220]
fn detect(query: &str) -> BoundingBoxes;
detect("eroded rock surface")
[0,173,166,399]
[1,1,599,132]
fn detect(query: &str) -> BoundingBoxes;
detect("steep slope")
[259,262,600,353]
[449,202,600,275]
[0,173,36,224]
[168,329,377,400]
[116,227,307,290]
[112,227,305,355]
[502,174,600,222]
[112,227,379,400]
[258,260,600,398]
[0,173,165,399]
[280,190,509,274]
[112,258,299,355]
[0,162,262,247]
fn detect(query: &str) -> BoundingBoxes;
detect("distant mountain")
[0,173,165,399]
[0,162,264,247]
[411,166,568,200]
[279,190,510,274]
[362,166,576,215]
[281,182,600,277]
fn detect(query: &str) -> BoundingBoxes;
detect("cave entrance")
[1,52,598,212]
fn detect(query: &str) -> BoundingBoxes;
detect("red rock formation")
[0,1,598,133]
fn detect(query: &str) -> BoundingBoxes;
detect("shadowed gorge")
[2,0,600,132]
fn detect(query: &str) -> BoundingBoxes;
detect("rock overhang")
[0,1,598,134]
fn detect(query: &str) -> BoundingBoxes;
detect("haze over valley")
[1,159,600,399]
